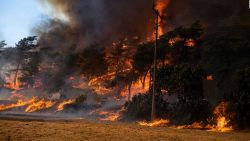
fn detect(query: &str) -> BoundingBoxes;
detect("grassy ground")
[0,119,249,141]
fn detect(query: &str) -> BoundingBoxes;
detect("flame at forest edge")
[138,102,233,132]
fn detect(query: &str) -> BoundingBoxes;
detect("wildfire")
[88,72,116,94]
[138,119,170,127]
[210,102,233,132]
[4,74,22,90]
[25,99,55,113]
[175,102,233,132]
[137,102,233,132]
[121,73,150,100]
[56,99,74,112]
[154,0,169,36]
[0,98,36,111]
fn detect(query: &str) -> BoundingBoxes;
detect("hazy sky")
[0,0,47,46]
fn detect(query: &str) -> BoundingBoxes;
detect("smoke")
[37,0,155,52]
[32,0,250,100]
[165,0,250,29]
[36,0,250,53]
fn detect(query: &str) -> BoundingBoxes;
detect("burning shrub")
[123,92,169,120]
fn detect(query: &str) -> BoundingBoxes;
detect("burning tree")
[123,22,211,122]
[75,45,108,79]
[16,36,40,88]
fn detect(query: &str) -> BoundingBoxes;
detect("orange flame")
[0,98,36,111]
[210,102,233,132]
[56,99,74,112]
[25,99,55,113]
[98,110,120,121]
[155,0,169,36]
[185,39,196,47]
[121,73,150,99]
[138,119,170,127]
[175,102,233,132]
[4,74,22,90]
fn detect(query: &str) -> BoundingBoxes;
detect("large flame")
[0,98,36,111]
[174,102,233,132]
[121,73,151,100]
[25,99,55,113]
[210,102,233,132]
[155,0,169,36]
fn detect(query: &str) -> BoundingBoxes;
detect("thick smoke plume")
[37,0,249,52]
[38,0,156,52]
[165,0,249,29]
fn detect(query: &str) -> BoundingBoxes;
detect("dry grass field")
[0,119,249,141]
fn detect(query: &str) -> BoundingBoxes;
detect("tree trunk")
[14,62,21,86]
[142,69,150,89]
[128,83,132,102]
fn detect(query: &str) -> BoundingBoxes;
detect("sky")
[0,0,48,46]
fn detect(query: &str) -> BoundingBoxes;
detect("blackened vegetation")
[224,68,250,129]
[123,22,250,128]
[64,95,87,112]
[124,93,169,120]
[124,22,210,124]
[74,45,108,78]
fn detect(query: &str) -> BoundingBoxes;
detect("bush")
[75,94,87,105]
[123,92,169,120]
[170,96,211,125]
